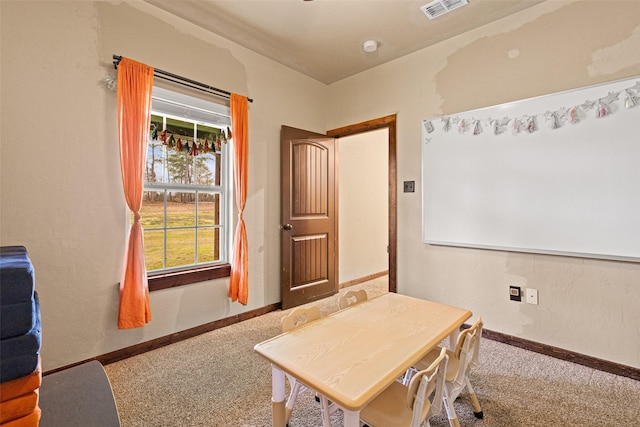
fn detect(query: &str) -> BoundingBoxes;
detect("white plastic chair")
[359,347,449,427]
[337,289,368,310]
[280,305,322,334]
[280,305,334,426]
[411,317,484,427]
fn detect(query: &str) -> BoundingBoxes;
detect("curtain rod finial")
[113,55,122,69]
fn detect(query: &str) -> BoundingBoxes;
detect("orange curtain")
[117,58,154,328]
[228,94,249,304]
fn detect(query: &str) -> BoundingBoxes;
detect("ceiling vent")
[420,0,468,20]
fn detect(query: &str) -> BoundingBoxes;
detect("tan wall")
[0,1,327,371]
[2,0,639,371]
[328,0,640,368]
[338,129,388,284]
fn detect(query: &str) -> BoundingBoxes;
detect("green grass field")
[138,201,220,271]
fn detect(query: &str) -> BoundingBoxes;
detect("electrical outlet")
[509,286,521,302]
[526,288,539,305]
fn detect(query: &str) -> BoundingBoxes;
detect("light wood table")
[254,293,472,427]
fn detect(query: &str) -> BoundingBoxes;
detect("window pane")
[166,149,194,185]
[166,117,194,139]
[196,124,221,186]
[146,142,165,183]
[198,228,221,263]
[140,192,165,228]
[166,229,195,269]
[166,193,195,228]
[144,229,165,271]
[194,153,218,186]
[148,115,165,183]
[198,193,220,226]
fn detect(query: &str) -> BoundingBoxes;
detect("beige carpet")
[105,277,640,426]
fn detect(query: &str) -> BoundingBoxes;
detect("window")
[138,87,232,290]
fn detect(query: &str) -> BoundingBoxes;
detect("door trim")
[327,114,397,293]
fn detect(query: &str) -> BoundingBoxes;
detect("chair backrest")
[452,317,483,384]
[406,347,448,426]
[337,289,368,310]
[280,305,322,333]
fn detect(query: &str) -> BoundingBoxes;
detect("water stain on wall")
[435,1,640,115]
[96,1,249,101]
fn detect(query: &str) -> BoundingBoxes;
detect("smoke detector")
[362,40,378,53]
[420,0,468,19]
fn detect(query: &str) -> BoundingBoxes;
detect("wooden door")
[281,126,337,309]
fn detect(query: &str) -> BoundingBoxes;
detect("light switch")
[526,288,538,305]
[403,181,415,193]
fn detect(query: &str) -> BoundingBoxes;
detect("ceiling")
[145,0,543,84]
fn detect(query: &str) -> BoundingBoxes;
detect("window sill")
[148,264,231,292]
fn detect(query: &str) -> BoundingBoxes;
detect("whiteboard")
[421,77,640,262]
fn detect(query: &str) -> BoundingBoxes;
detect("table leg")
[271,365,286,427]
[343,408,360,427]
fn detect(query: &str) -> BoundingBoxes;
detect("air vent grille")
[420,0,468,19]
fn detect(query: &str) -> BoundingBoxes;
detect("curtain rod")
[112,55,253,103]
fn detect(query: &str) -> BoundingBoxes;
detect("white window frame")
[143,86,233,275]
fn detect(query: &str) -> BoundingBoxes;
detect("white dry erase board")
[421,77,640,262]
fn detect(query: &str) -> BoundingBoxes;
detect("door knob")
[282,224,293,231]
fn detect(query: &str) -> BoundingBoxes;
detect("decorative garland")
[150,124,231,157]
[423,81,640,137]
[104,75,231,156]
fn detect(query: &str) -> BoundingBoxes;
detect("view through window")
[137,87,232,274]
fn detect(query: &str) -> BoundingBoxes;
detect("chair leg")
[285,380,304,424]
[446,412,461,427]
[319,396,329,427]
[442,390,461,427]
[285,407,293,425]
[319,395,340,427]
[469,392,483,419]
[464,377,483,419]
